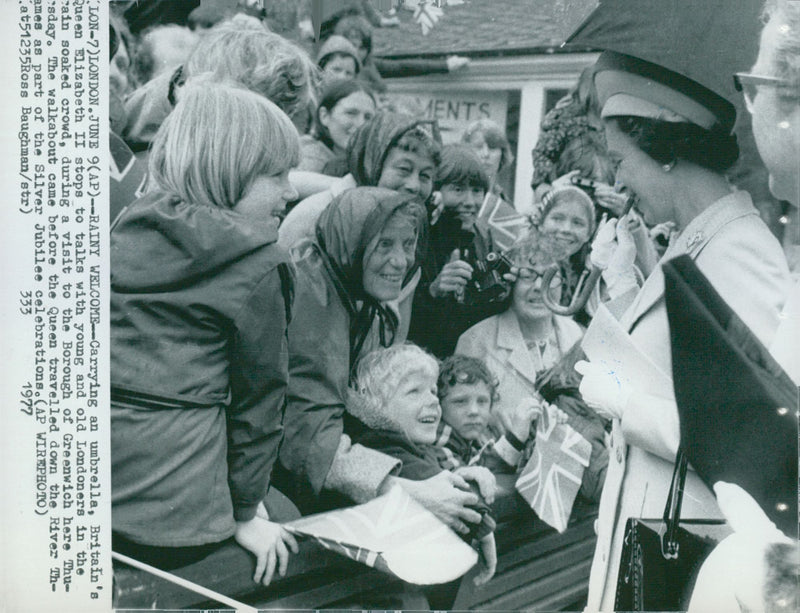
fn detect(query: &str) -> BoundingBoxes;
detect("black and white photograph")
[2,0,798,611]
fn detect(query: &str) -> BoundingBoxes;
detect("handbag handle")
[660,449,689,560]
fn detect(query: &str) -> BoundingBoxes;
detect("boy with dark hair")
[435,354,548,474]
[409,144,519,358]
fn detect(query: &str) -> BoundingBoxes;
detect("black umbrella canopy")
[566,0,763,113]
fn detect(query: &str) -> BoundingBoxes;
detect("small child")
[348,344,498,585]
[436,354,547,474]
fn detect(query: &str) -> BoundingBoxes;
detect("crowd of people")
[108,1,798,610]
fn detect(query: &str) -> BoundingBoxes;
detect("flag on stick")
[515,409,592,533]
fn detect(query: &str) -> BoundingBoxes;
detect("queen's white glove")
[574,360,634,420]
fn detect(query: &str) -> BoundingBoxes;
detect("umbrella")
[311,0,358,41]
[566,0,764,131]
[664,254,798,537]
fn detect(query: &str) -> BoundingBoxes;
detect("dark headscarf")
[314,187,425,372]
[346,112,436,188]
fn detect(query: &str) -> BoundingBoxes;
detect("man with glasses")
[734,1,800,211]
[735,1,800,283]
[687,9,799,610]
[736,1,800,384]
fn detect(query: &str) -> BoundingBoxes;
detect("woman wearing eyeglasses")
[455,230,584,436]
[572,48,793,610]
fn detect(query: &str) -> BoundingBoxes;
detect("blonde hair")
[184,27,318,123]
[148,79,300,209]
[352,344,439,423]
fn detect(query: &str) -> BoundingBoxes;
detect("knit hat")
[538,185,597,235]
[316,35,362,74]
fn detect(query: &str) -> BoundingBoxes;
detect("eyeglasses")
[516,267,562,290]
[733,72,794,113]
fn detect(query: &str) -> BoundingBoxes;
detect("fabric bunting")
[515,409,592,533]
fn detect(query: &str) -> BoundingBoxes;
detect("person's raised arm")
[289,170,338,200]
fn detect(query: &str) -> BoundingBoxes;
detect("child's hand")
[498,397,543,443]
[430,249,473,298]
[235,506,299,585]
[474,532,497,586]
[454,466,497,505]
[544,401,569,424]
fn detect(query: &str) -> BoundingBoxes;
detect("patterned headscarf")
[346,112,439,187]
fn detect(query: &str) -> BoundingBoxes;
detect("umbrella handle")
[541,265,603,316]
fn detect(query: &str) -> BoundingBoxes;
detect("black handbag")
[614,451,731,611]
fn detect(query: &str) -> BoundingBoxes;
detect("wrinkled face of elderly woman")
[511,264,561,322]
[749,15,800,206]
[362,213,418,302]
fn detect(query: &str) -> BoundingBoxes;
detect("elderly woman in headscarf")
[280,112,440,342]
[274,187,486,537]
[280,111,440,249]
[573,47,792,611]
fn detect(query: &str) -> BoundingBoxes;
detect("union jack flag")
[477,190,529,253]
[515,410,592,533]
[285,485,478,585]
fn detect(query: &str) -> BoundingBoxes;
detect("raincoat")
[275,187,425,513]
[587,191,791,611]
[110,191,292,547]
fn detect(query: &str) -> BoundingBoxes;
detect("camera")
[462,250,512,305]
[461,479,496,542]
